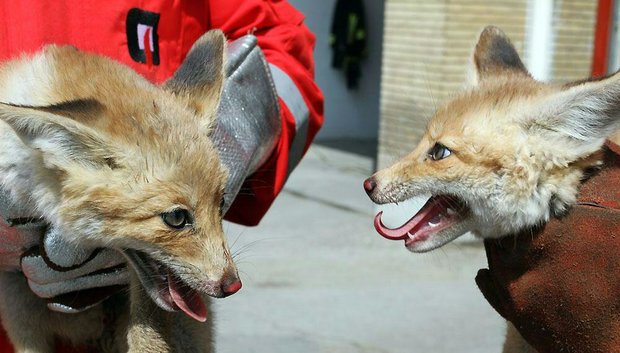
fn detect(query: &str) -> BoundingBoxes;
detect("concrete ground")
[214,142,505,353]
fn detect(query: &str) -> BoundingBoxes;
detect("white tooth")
[428,220,440,227]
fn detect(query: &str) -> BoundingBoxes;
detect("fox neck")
[475,149,605,239]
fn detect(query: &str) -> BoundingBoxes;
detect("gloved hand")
[0,34,281,313]
[476,142,620,353]
[0,190,130,313]
[21,228,129,313]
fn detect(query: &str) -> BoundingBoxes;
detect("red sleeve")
[211,0,325,226]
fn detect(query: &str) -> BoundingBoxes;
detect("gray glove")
[0,34,281,313]
[214,35,281,211]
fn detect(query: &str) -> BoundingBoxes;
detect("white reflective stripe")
[269,64,310,174]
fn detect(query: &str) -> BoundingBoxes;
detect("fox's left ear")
[163,30,226,126]
[0,101,114,169]
[530,74,620,156]
[0,101,115,219]
[467,26,530,86]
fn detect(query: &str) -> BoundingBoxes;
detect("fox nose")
[220,271,242,297]
[363,177,377,196]
[223,280,242,296]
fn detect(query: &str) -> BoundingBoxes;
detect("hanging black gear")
[330,0,367,89]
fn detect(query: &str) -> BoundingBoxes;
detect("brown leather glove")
[476,142,620,353]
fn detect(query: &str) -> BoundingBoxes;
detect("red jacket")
[0,0,324,226]
[0,1,323,351]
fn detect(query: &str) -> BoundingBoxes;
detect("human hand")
[0,188,129,313]
[21,227,129,313]
[476,144,620,353]
[211,34,281,211]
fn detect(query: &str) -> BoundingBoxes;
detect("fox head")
[365,26,620,252]
[0,30,239,321]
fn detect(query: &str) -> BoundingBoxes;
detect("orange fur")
[0,30,235,353]
[369,27,619,244]
[367,25,620,353]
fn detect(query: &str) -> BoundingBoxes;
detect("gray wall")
[289,0,384,141]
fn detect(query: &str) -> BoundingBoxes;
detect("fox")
[0,30,240,353]
[364,26,620,353]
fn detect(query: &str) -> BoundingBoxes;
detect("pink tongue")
[374,195,464,241]
[168,274,208,322]
[374,197,445,240]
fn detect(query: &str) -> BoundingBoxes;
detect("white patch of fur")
[0,52,96,226]
[0,52,55,105]
[466,140,585,238]
[464,53,480,88]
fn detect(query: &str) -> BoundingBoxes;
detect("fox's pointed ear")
[467,26,530,86]
[163,30,226,124]
[0,102,115,170]
[529,74,620,157]
[0,101,115,220]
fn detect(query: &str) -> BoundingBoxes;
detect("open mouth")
[124,249,207,322]
[374,195,469,250]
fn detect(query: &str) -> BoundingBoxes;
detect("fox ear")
[467,26,530,86]
[0,101,114,219]
[529,74,620,156]
[0,102,114,170]
[163,30,226,125]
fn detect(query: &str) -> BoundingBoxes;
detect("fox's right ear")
[467,26,530,86]
[163,30,226,127]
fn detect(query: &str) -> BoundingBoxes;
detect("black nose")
[363,178,376,196]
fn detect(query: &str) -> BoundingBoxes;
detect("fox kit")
[365,26,620,352]
[0,30,240,353]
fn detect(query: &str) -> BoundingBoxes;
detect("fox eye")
[428,143,452,161]
[161,208,193,229]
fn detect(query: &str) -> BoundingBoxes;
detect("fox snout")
[173,240,242,299]
[363,175,393,204]
[196,261,242,298]
[363,161,418,205]
[364,174,397,204]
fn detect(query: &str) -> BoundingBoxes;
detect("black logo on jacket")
[126,8,160,66]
